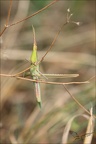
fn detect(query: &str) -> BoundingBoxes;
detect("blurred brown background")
[0,0,96,143]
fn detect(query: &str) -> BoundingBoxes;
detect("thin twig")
[1,73,95,118]
[0,67,31,77]
[38,22,67,64]
[0,0,13,36]
[63,85,96,119]
[0,74,89,85]
[0,0,59,36]
[17,76,89,85]
[12,66,31,76]
[88,75,96,81]
[0,27,7,37]
[6,0,13,25]
[11,62,37,76]
[0,74,13,77]
[37,8,80,65]
[8,0,59,28]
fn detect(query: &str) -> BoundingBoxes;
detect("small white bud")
[76,22,80,25]
[5,24,8,28]
[70,13,73,17]
[67,8,70,13]
[71,21,81,26]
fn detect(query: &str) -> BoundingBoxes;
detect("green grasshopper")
[24,26,79,108]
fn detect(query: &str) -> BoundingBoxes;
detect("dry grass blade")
[83,107,95,144]
[17,108,40,142]
[9,133,18,144]
[61,114,89,143]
